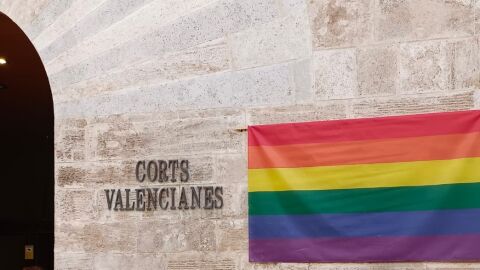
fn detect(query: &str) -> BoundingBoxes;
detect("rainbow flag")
[248,110,480,263]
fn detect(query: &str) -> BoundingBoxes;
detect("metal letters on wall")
[105,160,224,211]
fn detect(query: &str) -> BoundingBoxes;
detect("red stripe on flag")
[248,110,480,146]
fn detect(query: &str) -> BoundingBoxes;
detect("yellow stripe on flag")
[248,157,480,192]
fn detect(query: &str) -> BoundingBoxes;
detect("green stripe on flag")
[249,182,480,215]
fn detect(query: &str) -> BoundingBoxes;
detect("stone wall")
[1,0,480,269]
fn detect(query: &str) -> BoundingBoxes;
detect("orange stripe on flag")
[248,132,480,169]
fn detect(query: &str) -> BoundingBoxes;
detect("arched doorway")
[0,12,54,270]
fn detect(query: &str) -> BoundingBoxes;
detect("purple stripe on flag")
[249,234,480,263]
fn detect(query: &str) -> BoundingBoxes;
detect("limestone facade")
[1,0,480,269]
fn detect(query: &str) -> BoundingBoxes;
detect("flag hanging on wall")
[248,110,480,263]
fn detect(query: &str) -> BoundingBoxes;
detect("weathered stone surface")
[87,113,245,159]
[133,254,166,270]
[426,262,480,269]
[92,254,167,270]
[216,219,248,251]
[46,0,282,88]
[476,0,480,34]
[55,118,87,162]
[247,103,346,125]
[53,38,231,103]
[448,37,480,89]
[475,89,480,108]
[229,62,296,107]
[357,45,398,96]
[55,252,94,270]
[56,222,137,253]
[175,107,244,120]
[54,63,296,118]
[3,0,50,31]
[33,0,106,51]
[39,0,156,64]
[291,58,314,103]
[137,221,187,253]
[352,91,475,117]
[219,184,248,218]
[56,188,97,223]
[375,0,474,42]
[308,0,373,49]
[313,48,357,99]
[92,253,136,270]
[44,0,220,75]
[185,219,217,251]
[214,154,247,185]
[167,252,236,270]
[230,10,311,69]
[56,161,134,187]
[22,0,76,39]
[237,253,309,270]
[399,40,450,93]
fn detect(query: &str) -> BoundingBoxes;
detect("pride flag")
[248,110,480,263]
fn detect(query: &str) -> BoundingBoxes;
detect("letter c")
[136,160,146,182]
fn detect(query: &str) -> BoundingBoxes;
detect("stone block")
[137,221,188,253]
[166,252,236,270]
[313,49,358,99]
[230,12,311,69]
[4,0,49,31]
[216,219,248,251]
[426,262,480,269]
[374,0,412,42]
[54,63,296,118]
[399,40,449,93]
[184,219,217,251]
[291,58,314,103]
[39,0,158,64]
[23,0,76,39]
[176,107,245,120]
[55,188,97,223]
[133,253,166,270]
[92,253,136,270]
[448,37,480,89]
[475,89,480,108]
[87,112,245,160]
[352,91,475,117]
[237,253,309,270]
[214,154,247,185]
[54,38,231,103]
[56,160,135,188]
[55,118,87,162]
[375,0,474,42]
[247,103,346,125]
[357,45,398,96]
[55,252,94,270]
[476,0,480,34]
[308,0,373,49]
[55,222,137,253]
[220,184,248,218]
[230,63,296,107]
[33,0,105,51]
[47,0,282,89]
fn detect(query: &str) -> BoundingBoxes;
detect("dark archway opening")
[0,13,54,270]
